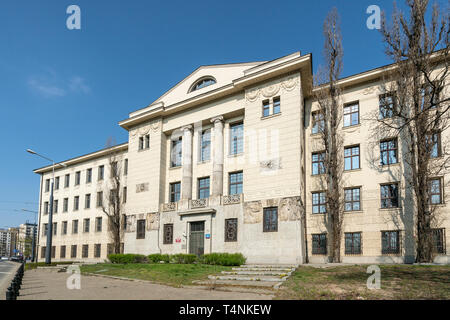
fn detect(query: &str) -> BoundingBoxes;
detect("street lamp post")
[26,149,66,264]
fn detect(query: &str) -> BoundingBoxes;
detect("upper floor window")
[75,171,81,186]
[139,134,150,151]
[169,182,181,203]
[86,168,92,183]
[380,139,398,165]
[379,93,396,119]
[198,177,210,199]
[171,137,182,167]
[262,97,281,118]
[55,177,60,190]
[312,152,326,175]
[344,187,361,211]
[421,83,440,110]
[344,145,360,170]
[312,191,326,214]
[380,183,399,208]
[98,165,104,181]
[230,122,244,155]
[64,174,70,188]
[229,171,243,195]
[273,97,281,114]
[262,100,270,117]
[189,77,216,92]
[110,162,118,178]
[426,132,441,158]
[429,178,442,204]
[45,179,50,192]
[124,159,128,175]
[343,102,359,127]
[311,111,324,134]
[200,130,211,162]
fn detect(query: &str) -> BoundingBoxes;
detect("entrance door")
[189,221,205,256]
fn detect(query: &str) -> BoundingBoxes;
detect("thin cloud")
[27,72,91,98]
[69,76,91,94]
[28,77,66,97]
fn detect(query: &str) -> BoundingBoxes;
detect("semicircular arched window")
[189,77,216,92]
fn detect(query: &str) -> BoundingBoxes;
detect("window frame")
[379,93,396,119]
[263,207,278,233]
[312,191,327,214]
[136,219,146,239]
[198,177,210,199]
[311,111,324,134]
[344,145,360,171]
[169,182,181,203]
[163,224,173,244]
[228,171,243,195]
[229,122,244,155]
[200,129,211,162]
[170,137,182,167]
[312,233,327,255]
[380,138,398,165]
[380,183,399,208]
[381,230,401,254]
[343,101,360,127]
[345,232,362,255]
[344,187,361,212]
[429,177,443,204]
[224,218,238,242]
[312,151,326,175]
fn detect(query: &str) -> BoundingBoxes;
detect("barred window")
[163,224,173,244]
[345,232,362,254]
[263,207,278,232]
[136,219,146,239]
[312,234,327,255]
[225,218,238,242]
[432,228,446,254]
[382,230,400,254]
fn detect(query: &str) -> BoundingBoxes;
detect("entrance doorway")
[189,221,205,256]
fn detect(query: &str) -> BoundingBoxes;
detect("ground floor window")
[94,244,101,258]
[136,219,146,239]
[312,234,327,255]
[382,230,400,254]
[432,228,446,254]
[71,245,77,258]
[82,244,89,258]
[60,245,66,258]
[345,232,362,254]
[163,224,173,244]
[41,246,46,259]
[263,207,278,232]
[225,218,238,242]
[51,246,56,258]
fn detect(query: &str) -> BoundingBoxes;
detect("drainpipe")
[157,212,162,254]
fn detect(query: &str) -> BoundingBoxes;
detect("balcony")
[222,193,243,205]
[189,198,209,209]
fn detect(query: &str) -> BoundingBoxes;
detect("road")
[0,260,19,297]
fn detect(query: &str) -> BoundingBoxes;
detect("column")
[210,116,224,196]
[181,125,193,200]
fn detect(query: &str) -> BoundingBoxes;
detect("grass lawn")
[276,264,450,300]
[80,263,232,287]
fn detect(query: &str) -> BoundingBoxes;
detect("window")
[200,130,211,162]
[190,77,216,92]
[263,207,278,232]
[53,200,58,213]
[63,198,68,212]
[230,122,244,155]
[379,93,396,119]
[71,245,77,258]
[40,246,46,258]
[344,145,360,170]
[95,217,102,232]
[312,234,327,255]
[312,192,327,214]
[62,221,67,235]
[432,229,446,254]
[380,139,398,165]
[429,178,442,204]
[273,97,281,114]
[344,188,361,211]
[85,194,91,209]
[83,218,90,233]
[97,192,103,207]
[343,102,359,127]
[72,220,78,234]
[45,179,50,192]
[382,231,400,254]
[229,171,243,195]
[312,152,326,175]
[380,183,399,208]
[111,162,118,178]
[74,196,79,211]
[60,245,66,258]
[345,232,362,254]
[107,243,114,256]
[136,219,145,239]
[51,246,56,258]
[124,159,128,175]
[163,224,173,244]
[198,177,210,199]
[225,218,238,242]
[311,111,324,134]
[55,177,59,190]
[123,187,127,203]
[122,214,127,231]
[171,138,182,167]
[53,222,57,236]
[75,171,80,185]
[426,132,441,158]
[86,168,92,183]
[169,182,181,202]
[64,174,70,188]
[262,99,270,117]
[82,244,89,258]
[421,84,440,109]
[139,135,150,150]
[98,165,104,181]
[42,223,48,236]
[44,201,49,215]
[94,244,101,258]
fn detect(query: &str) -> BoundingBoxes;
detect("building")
[17,222,37,258]
[0,228,19,257]
[34,51,449,264]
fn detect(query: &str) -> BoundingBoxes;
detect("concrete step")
[194,279,282,289]
[208,274,287,282]
[222,270,291,276]
[239,264,298,269]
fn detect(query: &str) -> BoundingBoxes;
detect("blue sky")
[0,0,447,227]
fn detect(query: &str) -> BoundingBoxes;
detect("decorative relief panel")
[136,183,149,193]
[245,74,299,102]
[146,212,159,230]
[129,122,160,139]
[279,197,301,221]
[222,194,242,205]
[260,158,282,173]
[162,202,177,212]
[243,201,262,224]
[190,198,208,209]
[126,214,136,233]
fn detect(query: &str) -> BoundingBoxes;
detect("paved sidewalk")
[18,268,273,300]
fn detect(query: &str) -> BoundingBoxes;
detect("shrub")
[170,254,197,264]
[108,254,147,264]
[200,253,246,266]
[148,254,170,263]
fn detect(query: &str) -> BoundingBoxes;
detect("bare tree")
[101,138,126,255]
[372,0,450,262]
[313,8,345,263]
